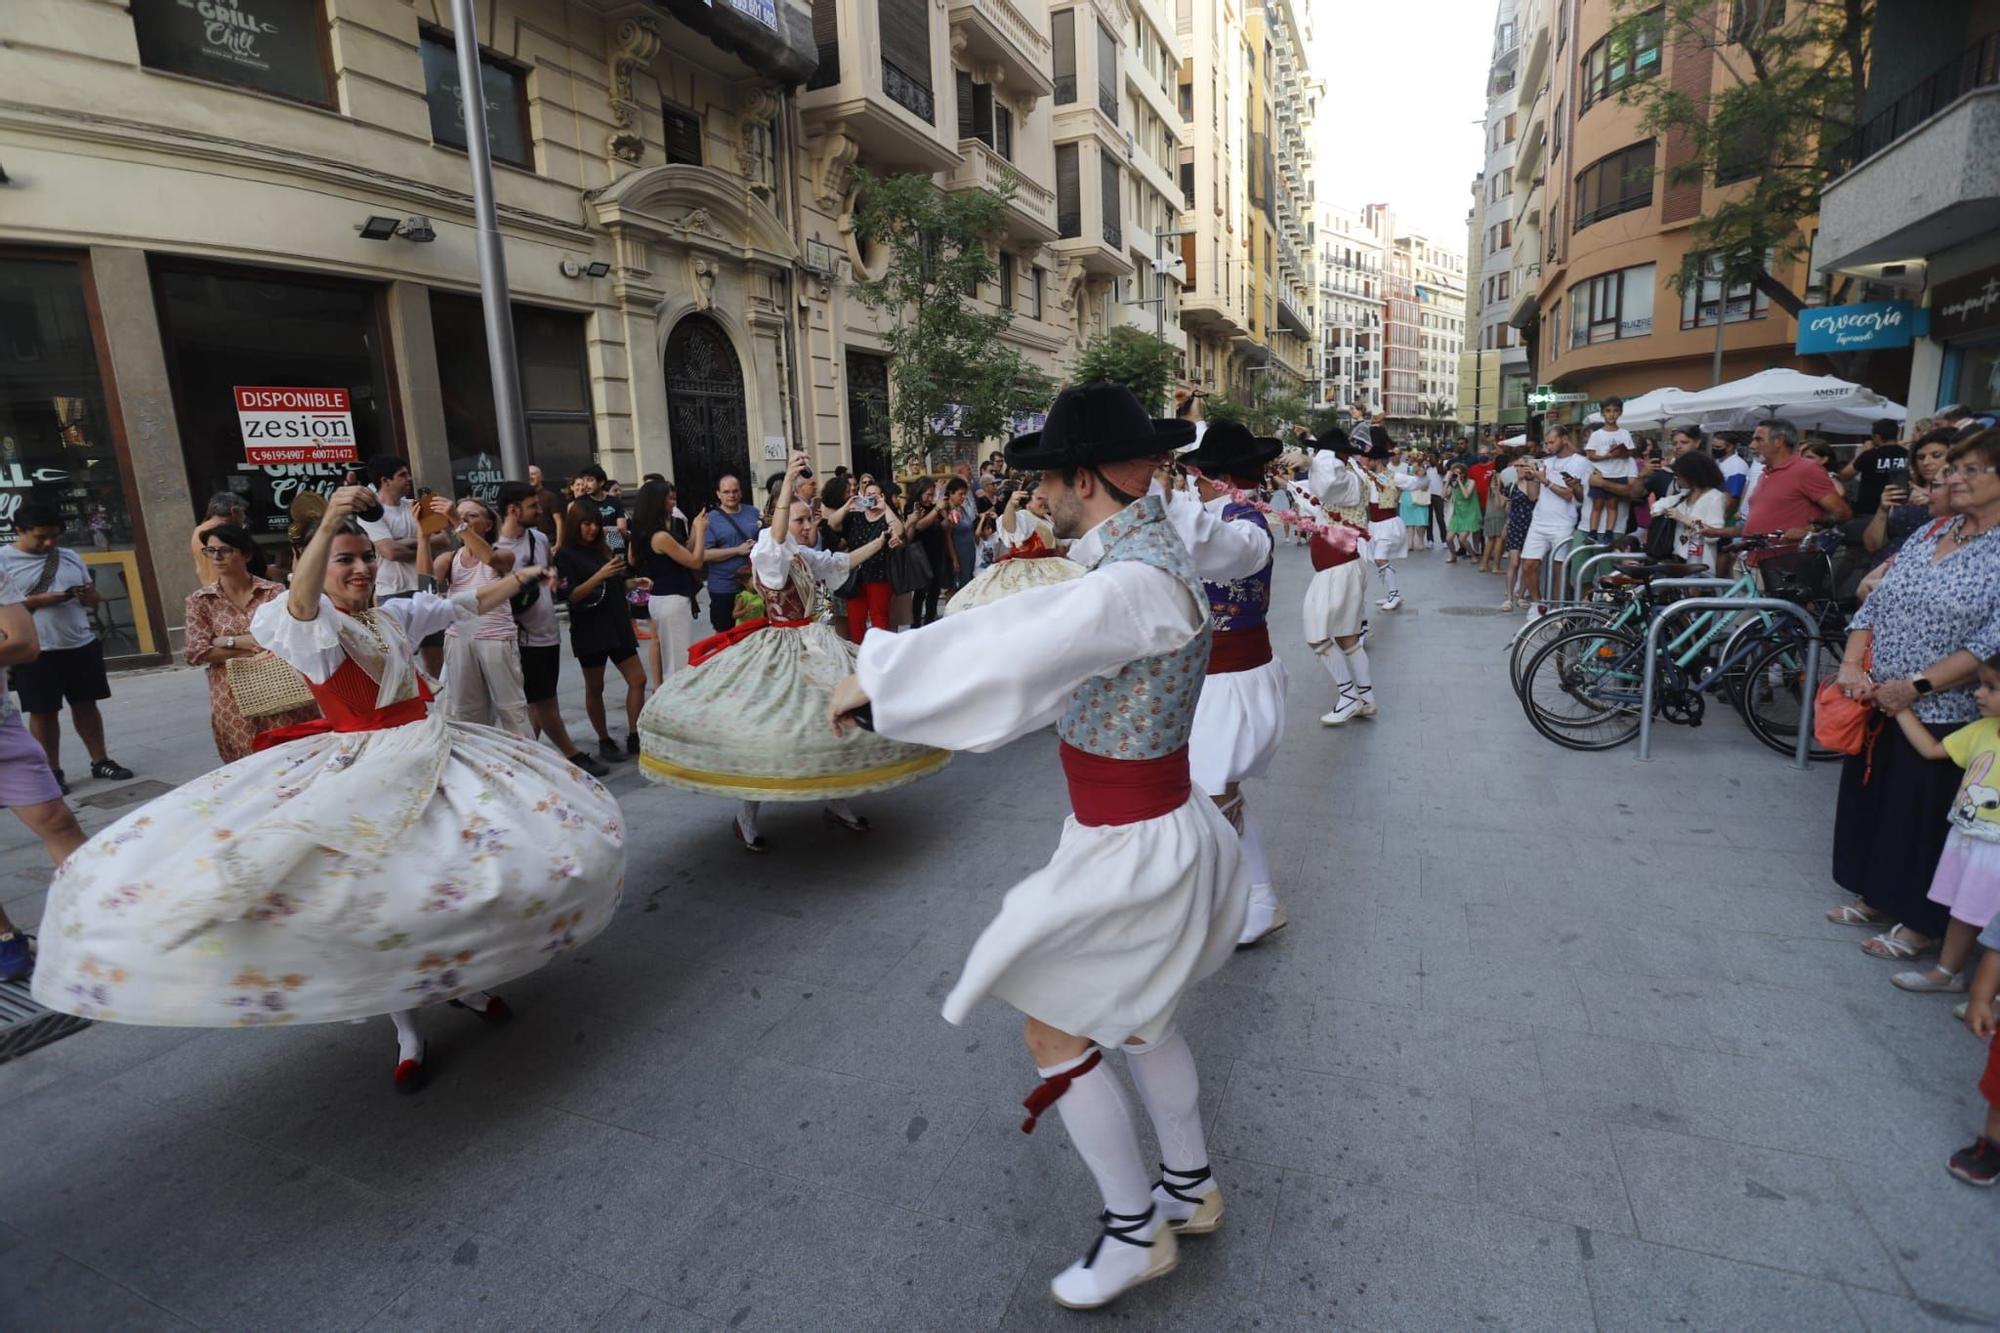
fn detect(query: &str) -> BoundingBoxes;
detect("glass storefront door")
[0,252,155,660]
[152,260,399,558]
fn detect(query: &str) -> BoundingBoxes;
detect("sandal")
[1826,900,1887,927]
[1891,967,1966,993]
[1861,925,1936,961]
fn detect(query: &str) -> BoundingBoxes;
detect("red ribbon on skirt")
[1057,742,1192,827]
[687,616,812,667]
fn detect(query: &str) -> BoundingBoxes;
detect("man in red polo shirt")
[1704,418,1851,565]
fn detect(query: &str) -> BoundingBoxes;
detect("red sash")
[250,677,433,752]
[1367,504,1399,523]
[1058,742,1192,826]
[687,616,812,666]
[994,532,1068,563]
[1207,624,1272,674]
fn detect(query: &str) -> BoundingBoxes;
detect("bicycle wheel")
[1736,634,1843,761]
[1509,605,1614,699]
[1521,626,1647,750]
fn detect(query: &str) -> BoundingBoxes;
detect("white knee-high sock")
[1239,807,1274,891]
[736,800,761,840]
[1321,646,1354,694]
[1345,645,1373,695]
[390,1009,422,1062]
[1377,563,1400,596]
[1123,1030,1209,1175]
[1039,1051,1153,1217]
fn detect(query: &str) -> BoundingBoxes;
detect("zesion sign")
[235,386,358,464]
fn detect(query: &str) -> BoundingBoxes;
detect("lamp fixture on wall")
[356,214,436,242]
[560,259,615,279]
[357,215,401,240]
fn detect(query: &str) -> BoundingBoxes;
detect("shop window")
[132,0,334,108]
[0,254,152,659]
[429,294,595,499]
[664,105,703,165]
[1573,140,1656,230]
[152,260,397,552]
[420,28,534,170]
[1567,262,1656,347]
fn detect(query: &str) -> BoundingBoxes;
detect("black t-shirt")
[1851,444,1909,515]
[554,546,635,656]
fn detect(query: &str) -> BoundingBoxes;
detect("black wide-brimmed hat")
[1306,424,1351,453]
[1181,420,1283,480]
[1005,381,1196,470]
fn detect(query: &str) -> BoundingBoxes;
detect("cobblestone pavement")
[3,546,1997,1329]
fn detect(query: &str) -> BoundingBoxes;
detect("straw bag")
[226,651,314,719]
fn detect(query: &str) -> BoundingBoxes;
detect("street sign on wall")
[235,386,359,464]
[1527,386,1590,409]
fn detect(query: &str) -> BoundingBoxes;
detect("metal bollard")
[1636,593,1821,769]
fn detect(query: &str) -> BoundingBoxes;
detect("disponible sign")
[235,386,359,463]
[1796,301,1927,354]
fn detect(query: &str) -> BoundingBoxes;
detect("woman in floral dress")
[33,486,625,1092]
[639,454,948,851]
[184,523,319,762]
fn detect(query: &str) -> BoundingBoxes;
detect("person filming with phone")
[0,502,136,792]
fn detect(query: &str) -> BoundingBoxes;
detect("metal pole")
[1711,295,1727,388]
[1637,593,1820,767]
[1540,532,1575,602]
[452,0,529,481]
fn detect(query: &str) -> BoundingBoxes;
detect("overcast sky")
[1312,0,1496,249]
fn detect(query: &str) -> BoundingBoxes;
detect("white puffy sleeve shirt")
[856,559,1204,753]
[749,528,850,591]
[1160,488,1272,583]
[250,591,475,684]
[1308,451,1362,510]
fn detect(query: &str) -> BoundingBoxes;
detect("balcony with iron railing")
[1819,30,2000,273]
[799,9,960,174]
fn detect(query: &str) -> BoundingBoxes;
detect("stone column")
[88,245,199,655]
[382,282,453,491]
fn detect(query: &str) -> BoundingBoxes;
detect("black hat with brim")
[1307,424,1352,454]
[1181,420,1284,479]
[1005,381,1196,471]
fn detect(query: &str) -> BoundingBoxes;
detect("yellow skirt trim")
[638,749,949,794]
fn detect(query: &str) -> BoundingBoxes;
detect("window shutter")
[957,69,976,139]
[1097,22,1118,120]
[664,106,702,165]
[1052,10,1076,103]
[995,105,1013,159]
[1056,143,1081,237]
[809,0,840,87]
[878,0,933,117]
[974,83,994,144]
[1100,148,1121,245]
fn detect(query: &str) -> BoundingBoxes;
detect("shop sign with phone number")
[235,386,358,464]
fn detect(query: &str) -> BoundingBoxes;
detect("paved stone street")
[2,546,1997,1330]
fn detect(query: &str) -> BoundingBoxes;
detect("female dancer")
[32,485,624,1090]
[946,484,1084,614]
[639,454,949,851]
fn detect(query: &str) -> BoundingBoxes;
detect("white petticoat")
[945,556,1086,615]
[942,794,1247,1046]
[1368,516,1410,560]
[32,715,625,1027]
[1303,561,1370,643]
[1190,659,1289,793]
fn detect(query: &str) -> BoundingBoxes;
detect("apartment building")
[1462,0,1532,433]
[1318,201,1387,411]
[1402,230,1467,415]
[1505,0,1813,419]
[1815,2,2000,421]
[1174,0,1253,395]
[0,0,813,663]
[1253,0,1317,391]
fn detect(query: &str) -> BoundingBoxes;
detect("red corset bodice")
[250,656,431,752]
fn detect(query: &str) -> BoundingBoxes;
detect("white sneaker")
[1154,1166,1225,1234]
[1380,593,1404,611]
[1320,695,1360,726]
[1049,1208,1178,1310]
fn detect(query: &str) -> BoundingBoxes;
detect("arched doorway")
[664,314,750,511]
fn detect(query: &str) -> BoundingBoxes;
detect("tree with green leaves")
[1072,327,1180,416]
[1610,0,1872,315]
[848,172,1052,470]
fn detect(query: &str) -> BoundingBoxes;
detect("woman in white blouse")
[1649,451,1730,572]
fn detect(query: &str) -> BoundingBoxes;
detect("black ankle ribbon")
[1082,1207,1157,1268]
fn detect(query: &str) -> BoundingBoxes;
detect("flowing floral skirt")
[32,715,624,1026]
[638,619,948,800]
[945,555,1085,616]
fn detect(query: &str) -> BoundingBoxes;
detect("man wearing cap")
[829,382,1246,1311]
[1286,427,1381,723]
[1173,421,1291,946]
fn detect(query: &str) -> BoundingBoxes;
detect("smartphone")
[1882,459,1910,489]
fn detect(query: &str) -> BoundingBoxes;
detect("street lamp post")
[451,0,529,481]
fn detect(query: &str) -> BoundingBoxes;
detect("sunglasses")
[201,546,241,559]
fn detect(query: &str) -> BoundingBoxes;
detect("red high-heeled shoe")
[450,994,513,1024]
[393,1048,426,1094]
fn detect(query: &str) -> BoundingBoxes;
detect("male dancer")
[1171,422,1290,946]
[1285,429,1379,723]
[1354,431,1412,610]
[830,383,1246,1310]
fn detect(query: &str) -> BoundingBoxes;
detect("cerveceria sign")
[235,386,358,464]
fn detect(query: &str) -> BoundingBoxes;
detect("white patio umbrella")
[1615,387,1688,431]
[1664,368,1905,436]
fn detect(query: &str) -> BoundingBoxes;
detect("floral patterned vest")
[1056,496,1211,759]
[762,557,814,620]
[1205,501,1272,632]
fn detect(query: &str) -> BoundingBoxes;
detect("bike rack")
[1569,550,1649,600]
[1637,589,1821,769]
[1539,533,1576,602]
[1561,541,1612,598]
